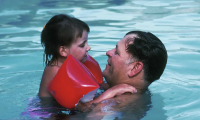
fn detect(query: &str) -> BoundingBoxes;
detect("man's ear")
[128,62,143,77]
[59,46,69,57]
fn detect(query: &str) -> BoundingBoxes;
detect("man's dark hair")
[41,14,90,66]
[125,31,168,83]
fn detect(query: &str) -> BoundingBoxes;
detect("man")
[102,31,167,93]
[76,31,168,120]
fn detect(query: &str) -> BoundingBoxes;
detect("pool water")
[0,0,200,120]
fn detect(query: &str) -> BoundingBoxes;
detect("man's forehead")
[116,37,129,52]
[117,38,124,47]
[124,34,138,39]
[117,34,136,46]
[116,36,134,62]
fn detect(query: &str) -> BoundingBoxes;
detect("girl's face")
[69,30,91,63]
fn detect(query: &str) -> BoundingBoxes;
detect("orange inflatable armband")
[83,55,103,84]
[47,55,99,109]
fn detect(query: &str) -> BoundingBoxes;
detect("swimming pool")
[0,0,200,120]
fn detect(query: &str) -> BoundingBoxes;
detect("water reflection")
[21,90,165,120]
[21,96,69,119]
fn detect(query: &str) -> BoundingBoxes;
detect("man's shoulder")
[84,93,151,120]
[94,91,151,110]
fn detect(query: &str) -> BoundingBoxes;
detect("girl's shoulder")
[43,65,60,75]
[40,65,60,85]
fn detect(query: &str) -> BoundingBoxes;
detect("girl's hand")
[106,84,137,96]
[90,84,137,104]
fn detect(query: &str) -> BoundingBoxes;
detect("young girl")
[39,14,91,97]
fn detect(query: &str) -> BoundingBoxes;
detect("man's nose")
[106,48,114,57]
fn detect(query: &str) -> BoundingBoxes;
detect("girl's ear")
[128,62,143,77]
[59,46,69,57]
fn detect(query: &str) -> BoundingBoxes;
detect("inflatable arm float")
[47,54,103,109]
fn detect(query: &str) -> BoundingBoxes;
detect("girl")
[39,14,91,97]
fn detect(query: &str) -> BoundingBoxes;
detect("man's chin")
[102,70,109,81]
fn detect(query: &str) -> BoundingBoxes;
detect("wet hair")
[125,31,168,83]
[41,14,90,66]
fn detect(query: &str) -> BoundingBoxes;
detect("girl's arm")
[76,84,137,112]
[38,66,59,97]
[91,84,137,103]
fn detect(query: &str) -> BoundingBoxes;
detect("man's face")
[102,34,136,87]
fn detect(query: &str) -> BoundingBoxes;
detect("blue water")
[0,0,200,120]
